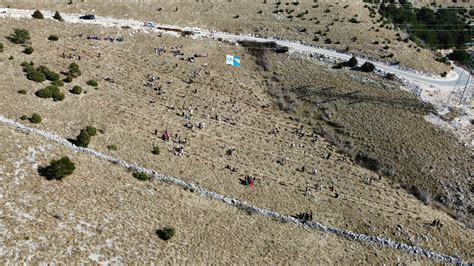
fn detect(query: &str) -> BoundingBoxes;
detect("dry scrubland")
[0,17,473,262]
[0,0,452,74]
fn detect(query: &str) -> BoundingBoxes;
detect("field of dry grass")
[0,16,472,263]
[0,0,452,74]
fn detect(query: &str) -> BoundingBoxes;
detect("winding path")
[0,8,471,89]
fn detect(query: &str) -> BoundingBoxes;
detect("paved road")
[0,8,471,89]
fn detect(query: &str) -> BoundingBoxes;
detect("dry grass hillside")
[0,16,472,263]
[0,0,452,74]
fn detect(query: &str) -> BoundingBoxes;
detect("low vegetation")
[156,227,175,240]
[133,172,151,181]
[8,28,31,44]
[32,10,44,19]
[107,144,118,151]
[53,11,63,21]
[28,113,42,124]
[73,126,97,148]
[35,85,65,101]
[39,156,75,180]
[86,79,98,87]
[0,43,4,53]
[48,35,59,41]
[152,145,160,155]
[23,46,34,54]
[70,85,82,94]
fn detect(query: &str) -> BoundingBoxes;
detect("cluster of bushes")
[64,62,81,82]
[39,156,75,180]
[35,85,65,101]
[20,113,42,123]
[22,62,60,83]
[375,2,470,61]
[8,28,30,44]
[73,126,97,147]
[334,57,376,73]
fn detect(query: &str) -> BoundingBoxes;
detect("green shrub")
[24,46,34,54]
[51,80,64,87]
[86,79,98,87]
[349,18,359,23]
[441,72,447,77]
[68,62,81,78]
[8,55,14,60]
[360,62,375,72]
[133,172,151,181]
[20,115,28,120]
[64,74,73,83]
[71,85,82,94]
[29,113,42,123]
[107,144,118,151]
[156,227,175,240]
[18,89,27,94]
[152,145,160,155]
[53,11,63,21]
[48,35,59,41]
[346,56,358,68]
[27,71,46,83]
[85,126,97,136]
[9,28,31,44]
[75,129,92,147]
[40,156,75,180]
[37,66,60,81]
[32,10,44,19]
[35,85,63,101]
[0,43,4,52]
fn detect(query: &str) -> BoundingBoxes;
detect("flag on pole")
[226,55,241,67]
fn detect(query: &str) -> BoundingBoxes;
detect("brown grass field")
[0,2,472,264]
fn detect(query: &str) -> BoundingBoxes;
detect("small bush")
[51,80,64,87]
[133,172,151,181]
[107,144,118,151]
[24,46,34,54]
[29,113,42,123]
[20,115,28,120]
[64,74,73,83]
[68,62,81,78]
[85,126,97,136]
[349,18,359,23]
[86,80,98,87]
[9,28,31,44]
[441,72,447,77]
[71,85,82,94]
[355,152,381,172]
[152,145,160,155]
[35,85,64,101]
[402,184,431,205]
[39,156,75,180]
[0,43,4,52]
[346,56,358,68]
[48,35,59,41]
[18,89,27,94]
[75,129,92,147]
[32,10,44,19]
[27,71,46,83]
[53,11,63,21]
[156,227,175,240]
[360,62,375,72]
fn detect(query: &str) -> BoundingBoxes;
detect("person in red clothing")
[249,177,253,188]
[162,130,170,142]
